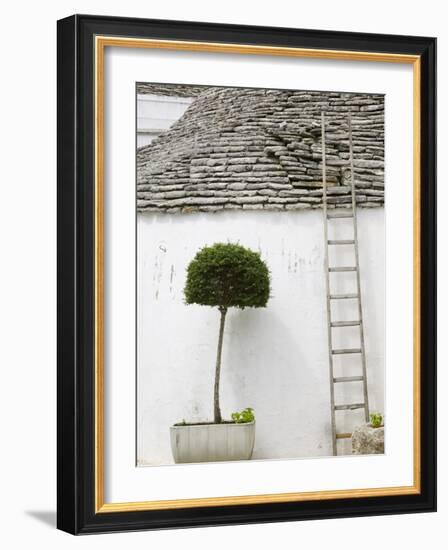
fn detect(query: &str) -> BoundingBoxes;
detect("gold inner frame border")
[94,36,421,513]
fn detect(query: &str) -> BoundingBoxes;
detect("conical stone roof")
[137,86,384,214]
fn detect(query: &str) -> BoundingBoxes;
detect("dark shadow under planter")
[170,421,255,463]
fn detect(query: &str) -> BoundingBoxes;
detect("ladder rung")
[330,293,359,300]
[332,348,362,355]
[329,266,357,272]
[328,240,355,245]
[327,211,354,219]
[336,432,352,439]
[331,320,361,327]
[334,403,365,411]
[333,376,364,383]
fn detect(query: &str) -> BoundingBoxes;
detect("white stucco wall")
[137,209,384,465]
[137,93,193,147]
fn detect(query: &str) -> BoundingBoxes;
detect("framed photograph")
[57,14,436,534]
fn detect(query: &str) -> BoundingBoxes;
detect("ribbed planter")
[170,421,255,464]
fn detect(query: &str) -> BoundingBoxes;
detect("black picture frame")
[57,14,436,534]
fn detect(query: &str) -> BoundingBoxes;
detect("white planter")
[170,421,255,464]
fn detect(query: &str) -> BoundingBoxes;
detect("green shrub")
[184,242,270,309]
[370,412,383,428]
[231,407,255,424]
[184,243,270,423]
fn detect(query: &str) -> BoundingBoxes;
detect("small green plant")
[370,412,383,428]
[231,408,255,424]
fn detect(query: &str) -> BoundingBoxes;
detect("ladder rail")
[348,114,370,422]
[321,112,337,456]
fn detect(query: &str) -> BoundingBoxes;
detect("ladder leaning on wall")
[321,112,370,456]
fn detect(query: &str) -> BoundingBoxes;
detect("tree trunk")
[214,307,227,424]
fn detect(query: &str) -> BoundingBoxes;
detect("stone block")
[352,424,385,455]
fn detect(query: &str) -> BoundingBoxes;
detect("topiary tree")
[184,243,270,423]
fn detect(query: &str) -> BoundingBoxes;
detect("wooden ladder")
[321,112,370,456]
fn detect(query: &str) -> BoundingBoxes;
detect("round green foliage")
[184,243,270,309]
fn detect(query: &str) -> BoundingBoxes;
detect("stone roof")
[137,83,205,98]
[137,86,384,214]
